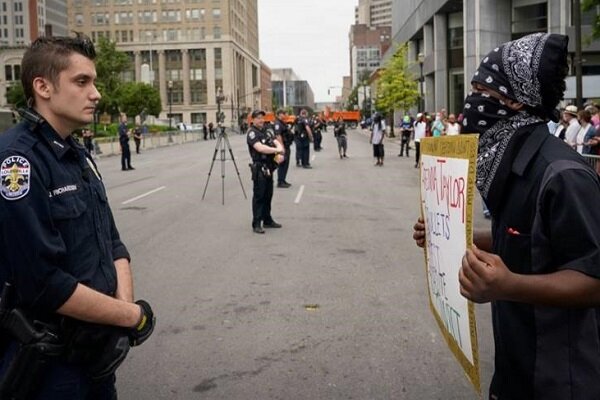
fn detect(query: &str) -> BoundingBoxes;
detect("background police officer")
[274,109,293,188]
[0,34,154,399]
[247,110,284,234]
[294,109,313,168]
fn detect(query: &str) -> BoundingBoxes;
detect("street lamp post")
[418,52,425,112]
[167,80,173,142]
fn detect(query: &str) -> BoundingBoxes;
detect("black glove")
[129,300,155,347]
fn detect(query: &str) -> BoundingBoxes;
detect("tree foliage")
[116,82,162,118]
[5,82,26,109]
[582,0,600,39]
[375,44,419,114]
[94,37,131,116]
[345,86,358,111]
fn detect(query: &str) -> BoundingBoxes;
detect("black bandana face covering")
[461,92,519,135]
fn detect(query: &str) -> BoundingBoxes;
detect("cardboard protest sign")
[419,134,480,394]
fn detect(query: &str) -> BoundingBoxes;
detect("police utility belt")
[0,282,129,399]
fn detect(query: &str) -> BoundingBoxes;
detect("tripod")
[202,126,247,204]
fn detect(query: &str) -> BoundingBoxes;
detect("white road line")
[294,185,305,204]
[122,186,166,205]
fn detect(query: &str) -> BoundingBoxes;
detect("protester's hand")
[129,300,155,346]
[412,217,426,248]
[274,154,285,165]
[459,245,512,303]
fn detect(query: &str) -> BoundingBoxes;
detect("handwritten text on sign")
[421,154,473,364]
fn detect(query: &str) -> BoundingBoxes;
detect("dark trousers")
[134,138,141,154]
[400,132,411,156]
[252,170,274,227]
[296,140,310,166]
[121,144,132,170]
[336,135,347,154]
[277,145,291,183]
[0,341,117,400]
[84,139,93,154]
[415,141,421,166]
[313,130,322,150]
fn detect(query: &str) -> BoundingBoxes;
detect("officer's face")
[38,53,101,137]
[254,115,264,129]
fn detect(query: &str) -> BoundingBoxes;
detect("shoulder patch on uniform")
[249,131,256,140]
[1,155,31,201]
[275,124,280,130]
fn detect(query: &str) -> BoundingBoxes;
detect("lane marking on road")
[122,186,166,205]
[294,185,305,204]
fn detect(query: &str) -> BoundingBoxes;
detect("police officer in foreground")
[0,34,154,399]
[247,110,284,234]
[274,109,293,188]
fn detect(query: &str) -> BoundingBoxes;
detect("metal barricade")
[582,154,600,174]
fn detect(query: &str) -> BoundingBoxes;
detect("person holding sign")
[414,33,600,400]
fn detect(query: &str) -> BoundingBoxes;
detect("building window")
[512,3,547,39]
[92,13,110,25]
[252,64,258,88]
[75,13,84,26]
[92,0,108,5]
[5,65,12,81]
[212,8,221,19]
[115,11,133,24]
[191,113,206,123]
[138,10,157,23]
[114,0,133,4]
[582,5,600,26]
[213,26,221,39]
[190,49,207,104]
[214,47,222,94]
[14,2,22,11]
[161,10,181,22]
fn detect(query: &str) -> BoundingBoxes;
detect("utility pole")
[574,0,583,108]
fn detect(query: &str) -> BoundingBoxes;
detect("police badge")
[1,156,31,200]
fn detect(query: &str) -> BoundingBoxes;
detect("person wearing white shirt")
[370,113,386,166]
[563,105,581,147]
[413,113,427,168]
[446,113,461,136]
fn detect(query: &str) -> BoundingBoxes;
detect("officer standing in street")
[247,109,284,234]
[294,109,313,168]
[274,109,293,188]
[118,113,134,171]
[0,34,155,399]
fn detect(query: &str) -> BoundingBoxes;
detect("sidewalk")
[93,130,203,157]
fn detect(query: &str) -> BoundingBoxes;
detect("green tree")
[345,86,358,111]
[94,37,131,116]
[375,43,418,119]
[582,0,600,39]
[116,82,162,118]
[5,82,26,109]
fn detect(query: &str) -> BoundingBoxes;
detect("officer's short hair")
[276,109,285,116]
[21,32,96,106]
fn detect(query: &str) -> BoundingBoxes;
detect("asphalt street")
[98,128,494,399]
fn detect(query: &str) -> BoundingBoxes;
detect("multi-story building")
[68,0,261,123]
[0,0,68,106]
[355,0,392,28]
[271,68,315,113]
[64,0,261,125]
[349,23,391,88]
[390,0,600,115]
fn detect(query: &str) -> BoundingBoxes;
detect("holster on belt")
[0,283,64,400]
[61,319,130,382]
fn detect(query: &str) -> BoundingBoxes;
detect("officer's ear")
[32,77,52,101]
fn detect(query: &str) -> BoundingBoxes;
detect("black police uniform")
[274,118,293,186]
[312,117,323,151]
[247,125,278,231]
[0,109,130,398]
[294,116,311,168]
[118,122,133,170]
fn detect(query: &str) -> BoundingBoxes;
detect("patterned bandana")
[464,33,553,200]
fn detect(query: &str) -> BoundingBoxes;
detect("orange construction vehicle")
[246,112,296,127]
[323,107,361,128]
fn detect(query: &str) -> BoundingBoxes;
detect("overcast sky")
[257,0,356,103]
